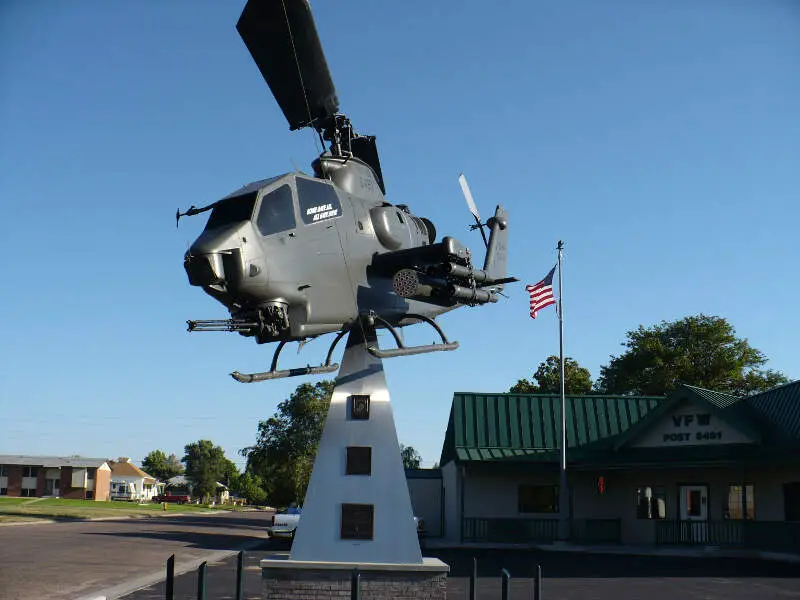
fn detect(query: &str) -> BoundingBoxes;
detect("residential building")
[430,381,800,553]
[0,455,111,500]
[166,475,229,503]
[108,457,162,502]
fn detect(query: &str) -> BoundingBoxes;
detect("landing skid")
[230,330,347,383]
[229,314,458,383]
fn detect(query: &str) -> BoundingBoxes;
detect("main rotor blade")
[237,0,339,131]
[458,173,481,222]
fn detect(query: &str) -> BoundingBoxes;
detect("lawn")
[0,497,223,522]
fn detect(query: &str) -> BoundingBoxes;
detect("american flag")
[526,266,556,319]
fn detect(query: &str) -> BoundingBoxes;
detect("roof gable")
[109,459,156,480]
[615,384,761,449]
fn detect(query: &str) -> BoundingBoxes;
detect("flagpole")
[557,239,568,540]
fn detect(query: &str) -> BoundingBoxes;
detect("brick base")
[262,565,447,600]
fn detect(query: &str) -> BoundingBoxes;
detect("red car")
[153,493,190,504]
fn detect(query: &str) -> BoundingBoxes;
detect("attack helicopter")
[178,0,516,382]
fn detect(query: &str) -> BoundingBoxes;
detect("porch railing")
[462,517,622,544]
[656,520,800,553]
[463,517,560,543]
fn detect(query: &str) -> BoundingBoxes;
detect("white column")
[290,327,422,564]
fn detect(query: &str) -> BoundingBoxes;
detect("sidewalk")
[424,539,800,565]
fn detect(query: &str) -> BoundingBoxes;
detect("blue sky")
[1,0,798,470]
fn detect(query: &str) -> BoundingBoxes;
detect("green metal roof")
[681,384,740,408]
[746,380,800,441]
[440,392,663,465]
[440,382,800,467]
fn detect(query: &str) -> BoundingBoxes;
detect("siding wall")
[456,464,800,545]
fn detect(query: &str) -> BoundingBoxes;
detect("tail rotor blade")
[458,173,481,222]
[237,0,339,131]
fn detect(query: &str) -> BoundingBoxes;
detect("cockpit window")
[256,184,296,236]
[296,178,342,225]
[205,192,257,231]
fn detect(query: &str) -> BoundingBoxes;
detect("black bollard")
[351,567,361,600]
[501,568,511,600]
[197,561,207,600]
[165,555,175,600]
[468,556,477,600]
[235,551,244,600]
[533,563,542,600]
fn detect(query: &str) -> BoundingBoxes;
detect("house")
[108,457,162,501]
[166,474,230,503]
[433,381,800,553]
[0,455,111,500]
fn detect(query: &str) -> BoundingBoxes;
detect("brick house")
[0,455,111,500]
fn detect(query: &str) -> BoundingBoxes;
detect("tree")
[141,450,184,482]
[400,444,422,469]
[595,314,788,396]
[240,380,334,507]
[229,471,268,505]
[510,356,593,395]
[182,440,230,501]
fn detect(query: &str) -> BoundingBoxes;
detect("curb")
[0,510,220,527]
[74,537,267,600]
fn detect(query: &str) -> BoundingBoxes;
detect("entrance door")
[44,478,59,496]
[679,485,708,543]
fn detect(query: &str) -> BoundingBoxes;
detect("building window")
[0,466,8,477]
[636,486,666,519]
[724,485,754,520]
[518,485,559,514]
[0,488,7,495]
[87,469,95,480]
[21,488,37,497]
[784,483,800,522]
[23,466,38,478]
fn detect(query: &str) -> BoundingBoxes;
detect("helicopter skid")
[230,363,339,383]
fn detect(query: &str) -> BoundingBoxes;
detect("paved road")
[0,511,273,600]
[122,546,800,600]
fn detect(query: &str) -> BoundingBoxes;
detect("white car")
[267,506,302,540]
[267,507,426,544]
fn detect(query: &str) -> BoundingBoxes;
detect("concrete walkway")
[424,539,800,564]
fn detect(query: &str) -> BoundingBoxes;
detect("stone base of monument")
[261,556,449,600]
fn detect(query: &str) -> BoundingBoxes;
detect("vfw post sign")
[633,402,752,448]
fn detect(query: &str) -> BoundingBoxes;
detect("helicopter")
[178,0,517,382]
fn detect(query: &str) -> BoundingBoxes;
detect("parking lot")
[122,544,800,600]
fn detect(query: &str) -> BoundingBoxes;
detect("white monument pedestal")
[261,326,448,599]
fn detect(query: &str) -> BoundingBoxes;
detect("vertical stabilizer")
[482,205,509,291]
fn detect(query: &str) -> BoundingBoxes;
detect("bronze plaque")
[346,446,372,475]
[350,394,370,420]
[341,503,374,540]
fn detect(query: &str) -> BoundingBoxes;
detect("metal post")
[197,562,207,600]
[557,240,569,540]
[351,568,361,600]
[533,563,542,600]
[469,556,477,600]
[165,555,175,600]
[501,568,510,600]
[235,550,244,600]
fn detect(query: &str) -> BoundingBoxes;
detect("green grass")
[0,497,31,505]
[0,497,225,521]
